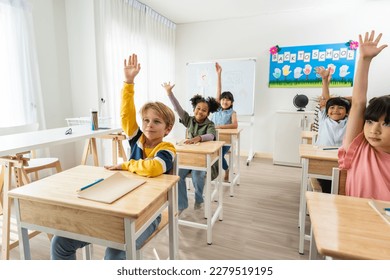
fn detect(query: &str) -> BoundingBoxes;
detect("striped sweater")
[120,83,176,177]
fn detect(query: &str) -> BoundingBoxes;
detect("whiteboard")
[186,58,256,116]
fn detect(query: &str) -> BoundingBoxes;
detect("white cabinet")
[273,110,315,167]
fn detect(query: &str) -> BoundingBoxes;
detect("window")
[0,0,43,127]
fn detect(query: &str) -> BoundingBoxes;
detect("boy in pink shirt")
[338,30,390,200]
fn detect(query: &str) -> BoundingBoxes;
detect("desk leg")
[309,226,318,260]
[124,219,136,260]
[236,135,241,185]
[168,185,178,259]
[90,138,99,166]
[228,141,234,197]
[118,139,127,163]
[205,155,212,245]
[1,163,13,259]
[299,158,309,254]
[14,199,31,260]
[111,137,127,165]
[81,138,99,166]
[218,147,223,222]
[246,120,255,166]
[112,139,118,165]
[81,139,90,165]
[0,165,4,214]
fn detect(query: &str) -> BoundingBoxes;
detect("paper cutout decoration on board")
[269,43,357,88]
[77,172,146,204]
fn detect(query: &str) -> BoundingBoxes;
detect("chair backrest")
[331,167,347,195]
[0,123,39,136]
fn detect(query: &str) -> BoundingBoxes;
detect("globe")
[293,94,309,111]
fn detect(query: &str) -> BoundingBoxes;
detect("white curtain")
[0,0,45,128]
[94,0,176,126]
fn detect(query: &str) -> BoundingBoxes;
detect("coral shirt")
[338,132,390,200]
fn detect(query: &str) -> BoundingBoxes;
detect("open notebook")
[77,172,146,204]
[368,199,390,225]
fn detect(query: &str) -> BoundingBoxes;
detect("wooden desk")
[301,131,318,145]
[8,165,179,260]
[298,144,338,254]
[306,192,390,259]
[175,141,224,245]
[0,125,122,259]
[217,128,243,196]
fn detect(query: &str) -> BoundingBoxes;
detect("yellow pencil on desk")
[77,178,104,192]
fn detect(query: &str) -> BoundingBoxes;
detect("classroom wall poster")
[268,43,357,88]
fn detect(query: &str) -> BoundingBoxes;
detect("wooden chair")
[309,178,322,192]
[0,123,61,256]
[330,167,347,195]
[309,167,347,259]
[0,123,62,187]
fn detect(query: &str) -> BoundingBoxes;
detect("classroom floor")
[5,157,310,260]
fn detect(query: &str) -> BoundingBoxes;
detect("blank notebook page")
[77,172,146,204]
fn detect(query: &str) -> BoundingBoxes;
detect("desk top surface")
[299,144,338,161]
[8,165,179,219]
[216,128,243,135]
[0,125,122,157]
[301,130,318,139]
[306,192,390,260]
[175,140,225,154]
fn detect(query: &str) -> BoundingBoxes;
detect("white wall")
[30,0,390,164]
[174,2,390,157]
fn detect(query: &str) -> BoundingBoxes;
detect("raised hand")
[358,30,388,60]
[161,82,175,95]
[124,53,141,84]
[315,66,332,83]
[215,62,222,75]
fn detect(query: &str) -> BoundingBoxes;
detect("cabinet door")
[273,112,314,167]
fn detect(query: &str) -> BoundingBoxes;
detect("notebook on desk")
[77,172,146,204]
[368,199,390,225]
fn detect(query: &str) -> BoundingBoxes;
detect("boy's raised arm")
[121,54,141,136]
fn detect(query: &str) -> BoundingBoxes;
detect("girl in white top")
[315,66,351,147]
[314,66,351,193]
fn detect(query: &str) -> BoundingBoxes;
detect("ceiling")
[139,0,361,24]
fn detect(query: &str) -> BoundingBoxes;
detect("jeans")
[50,215,161,260]
[178,168,206,210]
[222,146,230,170]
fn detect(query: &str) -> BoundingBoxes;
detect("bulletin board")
[187,58,256,116]
[268,43,357,88]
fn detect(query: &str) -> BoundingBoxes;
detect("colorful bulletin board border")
[268,43,357,88]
